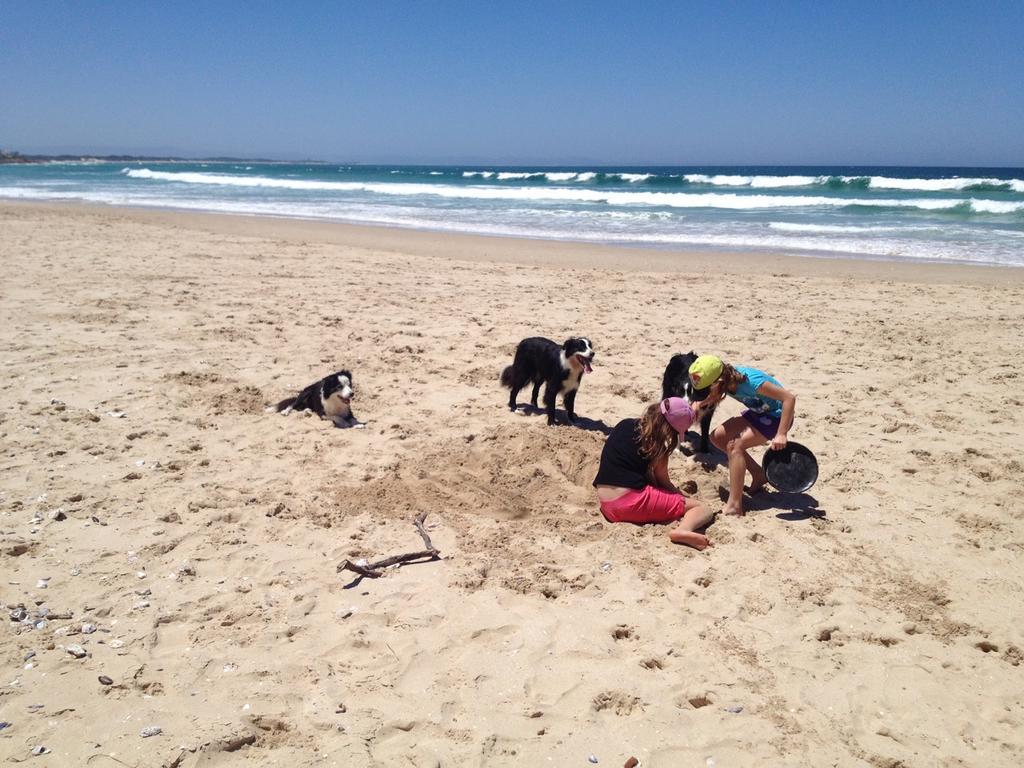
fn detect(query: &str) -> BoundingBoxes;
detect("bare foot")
[745,480,768,495]
[669,529,712,550]
[721,502,746,517]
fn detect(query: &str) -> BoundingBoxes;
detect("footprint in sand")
[611,624,636,641]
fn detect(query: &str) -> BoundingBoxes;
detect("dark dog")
[501,337,595,425]
[268,370,364,428]
[662,351,716,452]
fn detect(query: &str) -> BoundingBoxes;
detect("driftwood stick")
[413,510,437,553]
[337,512,441,579]
[337,558,384,579]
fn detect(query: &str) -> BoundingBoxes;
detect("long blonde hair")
[635,403,678,465]
[718,363,747,395]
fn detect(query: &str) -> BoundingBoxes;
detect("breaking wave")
[121,169,1024,214]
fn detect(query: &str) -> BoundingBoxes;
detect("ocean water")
[2,162,1023,266]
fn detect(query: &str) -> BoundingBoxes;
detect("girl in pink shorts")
[593,398,714,550]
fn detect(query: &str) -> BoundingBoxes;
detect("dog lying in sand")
[268,370,365,428]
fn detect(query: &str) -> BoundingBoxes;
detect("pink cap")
[660,397,695,435]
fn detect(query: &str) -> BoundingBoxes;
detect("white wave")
[37,159,108,166]
[119,169,1024,213]
[681,173,1024,193]
[428,171,443,175]
[683,174,825,188]
[126,168,366,190]
[749,175,821,188]
[0,188,86,200]
[462,170,601,183]
[617,173,653,183]
[572,209,674,221]
[968,198,1024,214]
[496,171,545,180]
[866,175,1024,192]
[768,222,904,234]
[684,174,826,188]
[684,174,751,186]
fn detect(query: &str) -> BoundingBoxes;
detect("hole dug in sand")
[687,693,715,709]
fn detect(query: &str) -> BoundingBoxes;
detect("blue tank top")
[731,365,783,418]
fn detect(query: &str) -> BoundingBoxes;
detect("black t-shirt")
[593,418,650,489]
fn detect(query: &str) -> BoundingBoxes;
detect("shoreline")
[3,199,1023,285]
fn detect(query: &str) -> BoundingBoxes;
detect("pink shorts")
[599,486,686,525]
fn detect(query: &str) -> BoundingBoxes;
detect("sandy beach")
[2,200,1023,767]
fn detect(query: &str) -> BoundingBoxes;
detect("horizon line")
[3,152,1023,170]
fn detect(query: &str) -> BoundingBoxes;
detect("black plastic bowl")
[762,441,819,493]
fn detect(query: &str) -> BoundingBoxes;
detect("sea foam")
[121,170,1024,213]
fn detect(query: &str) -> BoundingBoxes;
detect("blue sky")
[2,1,1022,165]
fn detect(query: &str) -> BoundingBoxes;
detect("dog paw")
[352,423,367,429]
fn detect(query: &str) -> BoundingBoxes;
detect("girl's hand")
[694,390,724,416]
[770,433,788,451]
[692,398,713,418]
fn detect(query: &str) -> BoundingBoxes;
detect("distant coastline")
[0,150,319,165]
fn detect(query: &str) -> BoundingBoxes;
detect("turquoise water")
[2,162,1023,266]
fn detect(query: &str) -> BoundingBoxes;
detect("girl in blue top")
[688,355,797,517]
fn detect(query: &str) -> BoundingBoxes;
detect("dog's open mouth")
[575,354,594,373]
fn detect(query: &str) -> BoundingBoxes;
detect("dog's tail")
[266,396,297,414]
[500,365,515,388]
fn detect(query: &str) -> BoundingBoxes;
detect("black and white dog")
[662,351,716,453]
[268,370,365,428]
[501,337,595,425]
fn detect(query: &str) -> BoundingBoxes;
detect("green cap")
[688,355,723,390]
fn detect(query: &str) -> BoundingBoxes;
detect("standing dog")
[501,337,595,425]
[268,370,364,428]
[662,351,716,452]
